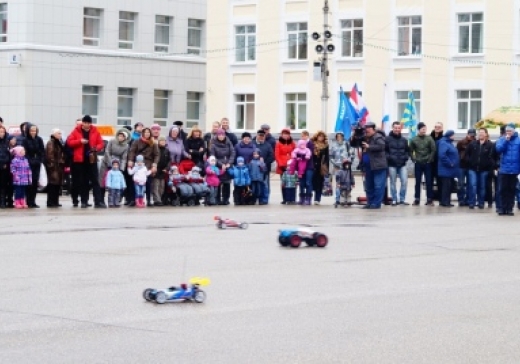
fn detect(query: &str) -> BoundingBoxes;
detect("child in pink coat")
[290,139,311,178]
[205,156,225,205]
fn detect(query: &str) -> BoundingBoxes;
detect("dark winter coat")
[128,138,160,170]
[225,131,238,147]
[410,135,436,164]
[234,141,255,164]
[184,137,206,166]
[0,134,10,169]
[156,146,171,179]
[210,137,236,166]
[456,137,474,169]
[253,140,274,172]
[254,134,276,152]
[466,140,494,172]
[203,132,217,158]
[437,137,460,178]
[249,158,266,182]
[312,144,330,177]
[99,133,130,185]
[363,131,387,170]
[495,132,520,175]
[22,123,45,168]
[385,132,410,168]
[45,136,65,185]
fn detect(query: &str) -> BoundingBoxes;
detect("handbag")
[38,163,48,188]
[320,155,329,176]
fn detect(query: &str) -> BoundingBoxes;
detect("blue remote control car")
[278,228,328,248]
[143,277,210,304]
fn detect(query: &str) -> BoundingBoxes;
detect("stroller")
[187,167,210,205]
[166,165,197,206]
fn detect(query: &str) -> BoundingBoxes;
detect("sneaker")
[478,205,484,209]
[314,201,320,205]
[506,211,515,216]
[280,201,286,205]
[399,201,410,206]
[413,200,420,206]
[391,202,397,206]
[469,205,475,209]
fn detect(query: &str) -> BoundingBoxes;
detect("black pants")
[439,177,453,206]
[0,167,13,206]
[499,174,517,213]
[486,172,496,205]
[72,162,101,205]
[124,169,135,203]
[26,163,41,206]
[69,169,79,205]
[217,182,230,204]
[47,184,61,206]
[233,185,246,205]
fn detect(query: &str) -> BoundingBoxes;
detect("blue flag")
[335,87,359,139]
[401,91,418,141]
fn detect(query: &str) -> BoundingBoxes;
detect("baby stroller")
[166,165,197,206]
[188,167,210,205]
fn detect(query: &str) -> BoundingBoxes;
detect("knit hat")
[287,159,292,166]
[123,125,132,131]
[191,166,200,173]
[506,123,516,131]
[170,165,178,171]
[297,139,307,148]
[417,122,426,131]
[208,156,216,163]
[467,128,476,136]
[216,128,226,136]
[444,130,455,138]
[134,122,144,129]
[82,115,93,123]
[158,136,166,142]
[256,129,266,135]
[136,155,144,162]
[253,148,261,155]
[281,128,291,135]
[112,158,120,166]
[11,146,23,156]
[261,124,270,130]
[241,132,252,139]
[237,156,245,164]
[151,124,161,131]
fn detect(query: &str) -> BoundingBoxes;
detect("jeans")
[365,167,387,208]
[14,185,26,200]
[108,188,122,206]
[135,184,146,198]
[388,166,408,203]
[260,174,269,204]
[499,174,517,213]
[282,187,296,203]
[299,169,313,196]
[457,168,470,204]
[414,163,433,200]
[468,170,488,207]
[251,181,263,202]
[152,177,165,203]
[335,188,352,204]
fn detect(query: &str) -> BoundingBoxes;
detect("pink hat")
[151,124,161,131]
[216,128,226,136]
[11,146,24,156]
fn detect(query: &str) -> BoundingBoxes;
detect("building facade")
[0,0,206,135]
[207,0,520,135]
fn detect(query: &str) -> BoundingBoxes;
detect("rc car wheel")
[314,233,328,248]
[289,234,302,248]
[142,288,154,302]
[278,236,289,247]
[239,222,249,229]
[155,291,167,304]
[219,223,227,229]
[194,290,206,303]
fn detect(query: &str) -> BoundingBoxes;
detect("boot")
[0,192,5,209]
[305,194,312,205]
[14,199,22,209]
[139,197,145,208]
[298,194,305,205]
[22,198,29,208]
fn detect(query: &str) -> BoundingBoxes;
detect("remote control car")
[214,216,249,230]
[143,277,210,304]
[278,228,328,248]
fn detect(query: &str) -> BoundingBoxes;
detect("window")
[457,90,482,129]
[83,8,102,46]
[287,22,308,60]
[396,91,421,123]
[155,15,171,53]
[117,88,134,126]
[397,16,421,56]
[119,11,136,49]
[458,13,483,54]
[235,95,255,129]
[0,3,7,43]
[82,86,100,124]
[341,19,363,57]
[188,19,203,55]
[285,93,307,130]
[235,25,256,62]
[187,92,202,128]
[154,90,169,126]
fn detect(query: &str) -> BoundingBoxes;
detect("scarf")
[140,136,154,147]
[314,140,328,156]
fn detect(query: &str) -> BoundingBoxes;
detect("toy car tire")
[289,234,302,248]
[218,223,227,229]
[314,233,328,248]
[278,236,289,247]
[155,291,167,304]
[142,288,154,302]
[194,290,206,303]
[239,222,248,229]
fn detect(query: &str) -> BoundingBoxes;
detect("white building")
[0,0,206,135]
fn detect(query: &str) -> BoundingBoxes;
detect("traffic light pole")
[321,0,330,133]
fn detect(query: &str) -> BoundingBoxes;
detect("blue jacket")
[234,142,255,164]
[495,133,520,174]
[106,169,127,189]
[248,158,266,182]
[227,165,251,186]
[437,137,460,178]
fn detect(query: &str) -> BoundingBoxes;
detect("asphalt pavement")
[0,179,519,363]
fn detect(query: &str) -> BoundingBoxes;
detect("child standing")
[290,139,312,178]
[281,159,298,204]
[227,156,251,205]
[106,158,126,208]
[248,149,266,204]
[335,160,355,207]
[205,156,223,206]
[10,146,31,209]
[128,155,151,208]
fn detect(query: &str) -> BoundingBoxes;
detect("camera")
[350,123,366,148]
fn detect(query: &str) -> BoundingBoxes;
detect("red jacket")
[275,138,296,174]
[66,125,104,163]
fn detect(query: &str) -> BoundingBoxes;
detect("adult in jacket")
[204,121,221,158]
[275,128,296,204]
[22,123,45,208]
[184,126,206,174]
[495,124,520,216]
[253,129,274,205]
[210,129,235,205]
[67,115,105,208]
[45,129,66,208]
[220,118,238,146]
[437,130,459,207]
[311,131,329,205]
[0,125,13,208]
[99,129,129,204]
[385,121,410,205]
[235,132,255,164]
[466,128,494,209]
[410,122,437,205]
[128,127,159,207]
[361,122,388,209]
[456,129,476,206]
[166,126,189,165]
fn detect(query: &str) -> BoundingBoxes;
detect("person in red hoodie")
[66,115,106,208]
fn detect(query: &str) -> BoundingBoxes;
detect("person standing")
[410,122,436,206]
[253,129,274,205]
[45,129,65,208]
[297,130,314,205]
[437,130,459,207]
[235,132,255,163]
[184,126,206,172]
[385,121,410,205]
[466,128,494,209]
[67,115,106,208]
[456,129,476,206]
[204,121,221,158]
[220,118,238,146]
[360,122,387,209]
[0,125,12,208]
[430,122,444,200]
[275,128,296,204]
[254,124,276,152]
[128,128,159,207]
[490,126,506,211]
[495,124,520,216]
[22,123,45,208]
[173,121,188,141]
[99,129,129,205]
[311,131,329,205]
[210,129,235,205]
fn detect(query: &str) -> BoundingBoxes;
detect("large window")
[457,90,482,129]
[235,25,256,62]
[154,90,169,126]
[458,13,483,54]
[119,11,136,49]
[235,94,255,130]
[155,15,171,53]
[341,19,363,57]
[397,16,421,56]
[117,88,134,126]
[285,93,307,130]
[396,91,421,123]
[83,8,102,46]
[0,3,7,43]
[82,86,100,124]
[187,92,202,128]
[188,19,203,55]
[287,22,308,60]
